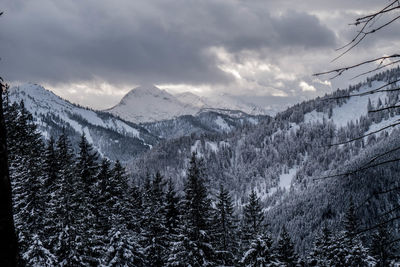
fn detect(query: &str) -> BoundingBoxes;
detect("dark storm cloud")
[0,0,338,86]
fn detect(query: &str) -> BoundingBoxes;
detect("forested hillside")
[4,68,400,265]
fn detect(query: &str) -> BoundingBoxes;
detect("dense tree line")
[4,96,399,265]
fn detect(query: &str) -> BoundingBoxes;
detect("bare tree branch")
[324,79,400,100]
[314,55,400,77]
[314,157,400,180]
[369,105,400,113]
[351,59,400,80]
[326,121,400,147]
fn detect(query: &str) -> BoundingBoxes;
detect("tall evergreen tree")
[8,101,48,263]
[41,137,60,255]
[164,179,180,236]
[307,225,333,266]
[241,233,275,267]
[0,77,19,266]
[54,132,80,266]
[213,185,239,266]
[74,133,100,265]
[276,226,298,267]
[370,224,396,267]
[141,171,168,267]
[329,199,375,266]
[242,189,265,244]
[167,153,215,266]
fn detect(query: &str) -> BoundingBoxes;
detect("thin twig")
[314,55,400,77]
[326,121,400,147]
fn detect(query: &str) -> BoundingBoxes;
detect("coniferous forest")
[4,88,400,266]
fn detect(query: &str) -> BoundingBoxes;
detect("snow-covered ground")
[304,81,387,128]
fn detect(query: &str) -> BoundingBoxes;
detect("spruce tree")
[370,224,396,267]
[243,189,265,244]
[241,233,275,267]
[168,153,215,266]
[9,101,48,263]
[164,179,180,237]
[276,226,298,267]
[141,172,168,266]
[307,225,333,266]
[104,230,145,267]
[0,78,19,266]
[213,185,239,266]
[329,199,375,266]
[41,137,60,256]
[74,133,100,265]
[54,132,80,266]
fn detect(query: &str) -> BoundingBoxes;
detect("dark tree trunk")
[0,80,18,266]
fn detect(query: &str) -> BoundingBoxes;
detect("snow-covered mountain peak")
[107,85,198,123]
[9,83,59,102]
[174,91,211,109]
[123,84,169,99]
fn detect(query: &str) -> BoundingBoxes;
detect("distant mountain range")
[106,84,270,123]
[8,83,265,161]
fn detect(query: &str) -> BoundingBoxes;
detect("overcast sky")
[1,0,399,109]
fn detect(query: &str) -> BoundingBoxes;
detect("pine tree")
[276,226,298,267]
[23,235,57,267]
[370,224,396,267]
[54,132,80,266]
[41,137,60,257]
[213,185,239,266]
[343,198,357,247]
[8,101,48,263]
[141,171,168,267]
[74,133,100,265]
[329,199,375,266]
[307,225,333,266]
[96,158,113,236]
[104,230,145,267]
[164,179,180,237]
[0,79,19,266]
[167,153,215,266]
[241,233,275,267]
[243,189,265,244]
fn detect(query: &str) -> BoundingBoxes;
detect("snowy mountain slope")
[129,68,400,253]
[175,91,270,116]
[142,110,267,139]
[8,84,159,161]
[303,80,388,128]
[7,83,266,160]
[106,84,270,124]
[106,85,199,123]
[174,92,212,109]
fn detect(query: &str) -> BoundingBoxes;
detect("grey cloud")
[1,0,338,87]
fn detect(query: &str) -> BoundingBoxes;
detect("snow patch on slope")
[279,167,297,190]
[9,83,146,143]
[215,116,231,131]
[304,81,386,128]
